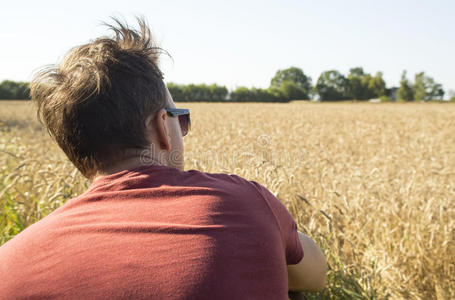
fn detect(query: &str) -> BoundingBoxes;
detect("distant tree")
[397,71,414,101]
[360,74,374,99]
[270,67,311,99]
[280,81,307,101]
[167,83,185,101]
[17,82,30,99]
[315,70,348,101]
[0,80,30,100]
[368,72,387,98]
[168,82,286,102]
[185,84,208,101]
[208,84,228,101]
[428,82,444,100]
[250,87,283,102]
[346,67,367,100]
[267,87,286,102]
[346,68,386,100]
[167,83,228,102]
[229,86,288,102]
[230,87,255,102]
[0,82,13,99]
[413,72,426,101]
[413,72,444,101]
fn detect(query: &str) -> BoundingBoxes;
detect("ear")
[146,109,171,151]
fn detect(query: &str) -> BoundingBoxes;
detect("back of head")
[31,17,168,179]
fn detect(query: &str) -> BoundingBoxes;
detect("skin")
[94,86,327,294]
[288,232,327,293]
[94,86,184,179]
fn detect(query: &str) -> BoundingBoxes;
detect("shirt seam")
[247,181,286,244]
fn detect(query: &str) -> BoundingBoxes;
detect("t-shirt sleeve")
[250,181,304,265]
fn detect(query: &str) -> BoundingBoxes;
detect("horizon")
[1,0,454,94]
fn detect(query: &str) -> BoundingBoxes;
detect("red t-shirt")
[0,165,303,299]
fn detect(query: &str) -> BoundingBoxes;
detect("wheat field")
[1,100,454,299]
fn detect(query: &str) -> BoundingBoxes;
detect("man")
[0,18,326,299]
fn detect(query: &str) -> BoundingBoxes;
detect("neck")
[94,150,165,180]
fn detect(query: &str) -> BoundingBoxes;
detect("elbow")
[306,258,327,292]
[288,232,328,293]
[316,255,327,292]
[304,240,328,292]
[314,264,327,292]
[313,252,328,292]
[296,250,328,292]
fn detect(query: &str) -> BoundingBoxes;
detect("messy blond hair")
[31,17,168,178]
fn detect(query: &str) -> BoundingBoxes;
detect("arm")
[246,181,327,293]
[287,231,327,292]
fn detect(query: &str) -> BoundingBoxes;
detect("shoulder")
[183,169,262,192]
[0,213,54,261]
[179,169,274,201]
[181,170,283,224]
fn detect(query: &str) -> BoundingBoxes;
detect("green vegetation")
[413,72,444,101]
[1,67,448,102]
[397,71,445,102]
[271,67,312,100]
[167,83,229,102]
[345,68,386,101]
[0,80,30,100]
[315,70,348,101]
[397,71,414,101]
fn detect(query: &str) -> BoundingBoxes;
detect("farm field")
[0,100,454,299]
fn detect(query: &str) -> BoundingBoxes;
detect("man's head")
[31,17,185,179]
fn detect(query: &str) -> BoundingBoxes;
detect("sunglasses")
[165,108,191,137]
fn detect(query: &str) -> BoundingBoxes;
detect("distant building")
[389,87,399,101]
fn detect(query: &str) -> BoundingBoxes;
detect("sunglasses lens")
[178,114,190,136]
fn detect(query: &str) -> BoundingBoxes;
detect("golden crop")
[1,100,454,299]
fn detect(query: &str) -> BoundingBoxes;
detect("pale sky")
[1,0,454,94]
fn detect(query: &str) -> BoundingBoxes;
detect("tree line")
[0,81,31,100]
[170,67,450,102]
[1,67,452,101]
